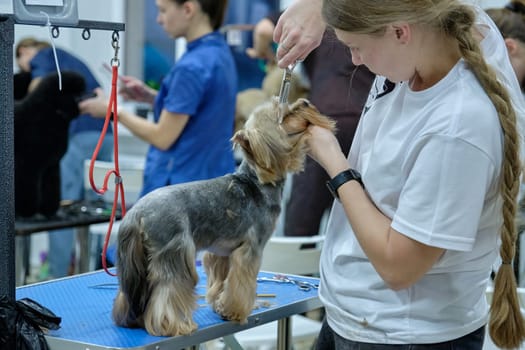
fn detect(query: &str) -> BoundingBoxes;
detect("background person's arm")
[117,108,188,151]
[79,88,187,150]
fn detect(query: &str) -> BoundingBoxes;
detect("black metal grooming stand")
[0,14,124,299]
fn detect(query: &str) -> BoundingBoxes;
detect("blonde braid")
[448,5,525,349]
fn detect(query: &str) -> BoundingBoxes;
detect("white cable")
[40,11,62,90]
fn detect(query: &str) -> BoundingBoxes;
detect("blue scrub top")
[30,47,111,135]
[141,31,237,196]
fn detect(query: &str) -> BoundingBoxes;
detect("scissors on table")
[257,274,319,292]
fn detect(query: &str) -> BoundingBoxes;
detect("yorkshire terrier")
[112,98,336,336]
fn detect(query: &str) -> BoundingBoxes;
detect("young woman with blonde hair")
[274,0,525,348]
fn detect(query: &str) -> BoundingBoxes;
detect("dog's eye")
[302,100,310,107]
[287,130,303,137]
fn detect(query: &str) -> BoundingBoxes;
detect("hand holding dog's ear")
[306,125,347,176]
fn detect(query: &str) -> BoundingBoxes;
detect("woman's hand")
[273,0,326,68]
[307,125,348,178]
[118,75,157,105]
[78,88,109,118]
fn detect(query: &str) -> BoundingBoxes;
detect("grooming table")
[16,266,322,350]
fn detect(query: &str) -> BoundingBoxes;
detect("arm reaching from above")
[274,0,325,68]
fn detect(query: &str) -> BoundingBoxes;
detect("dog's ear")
[281,98,337,135]
[232,129,247,148]
[231,130,254,158]
[281,111,309,135]
[280,98,309,135]
[233,123,288,184]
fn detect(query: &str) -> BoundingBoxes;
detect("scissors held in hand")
[277,60,301,124]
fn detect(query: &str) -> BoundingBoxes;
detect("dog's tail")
[113,211,150,327]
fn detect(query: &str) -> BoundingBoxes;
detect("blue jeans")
[315,320,485,350]
[48,131,113,278]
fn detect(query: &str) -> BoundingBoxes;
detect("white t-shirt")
[319,6,525,344]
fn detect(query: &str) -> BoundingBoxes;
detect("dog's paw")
[214,297,249,324]
[172,319,198,336]
[146,316,197,337]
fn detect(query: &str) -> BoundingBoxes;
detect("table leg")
[277,316,292,350]
[15,236,28,286]
[76,226,90,273]
[222,335,244,350]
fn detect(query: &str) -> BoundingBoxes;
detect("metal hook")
[111,31,121,67]
[51,26,60,39]
[110,57,120,67]
[112,30,120,43]
[81,28,91,40]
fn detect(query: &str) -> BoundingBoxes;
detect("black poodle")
[14,71,86,218]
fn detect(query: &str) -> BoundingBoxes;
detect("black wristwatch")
[326,169,363,200]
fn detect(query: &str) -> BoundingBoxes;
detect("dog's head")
[232,97,336,185]
[15,71,86,123]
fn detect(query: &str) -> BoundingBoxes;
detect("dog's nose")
[302,100,310,107]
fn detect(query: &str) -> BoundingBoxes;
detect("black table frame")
[14,202,119,285]
[0,13,125,299]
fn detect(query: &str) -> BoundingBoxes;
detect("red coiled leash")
[89,33,126,276]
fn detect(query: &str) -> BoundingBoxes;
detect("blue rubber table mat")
[16,266,321,350]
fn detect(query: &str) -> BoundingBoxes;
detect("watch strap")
[326,169,363,200]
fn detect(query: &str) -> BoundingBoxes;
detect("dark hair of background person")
[173,0,229,30]
[486,0,525,42]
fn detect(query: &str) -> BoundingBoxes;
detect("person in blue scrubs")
[223,0,279,91]
[80,0,237,197]
[16,37,113,278]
